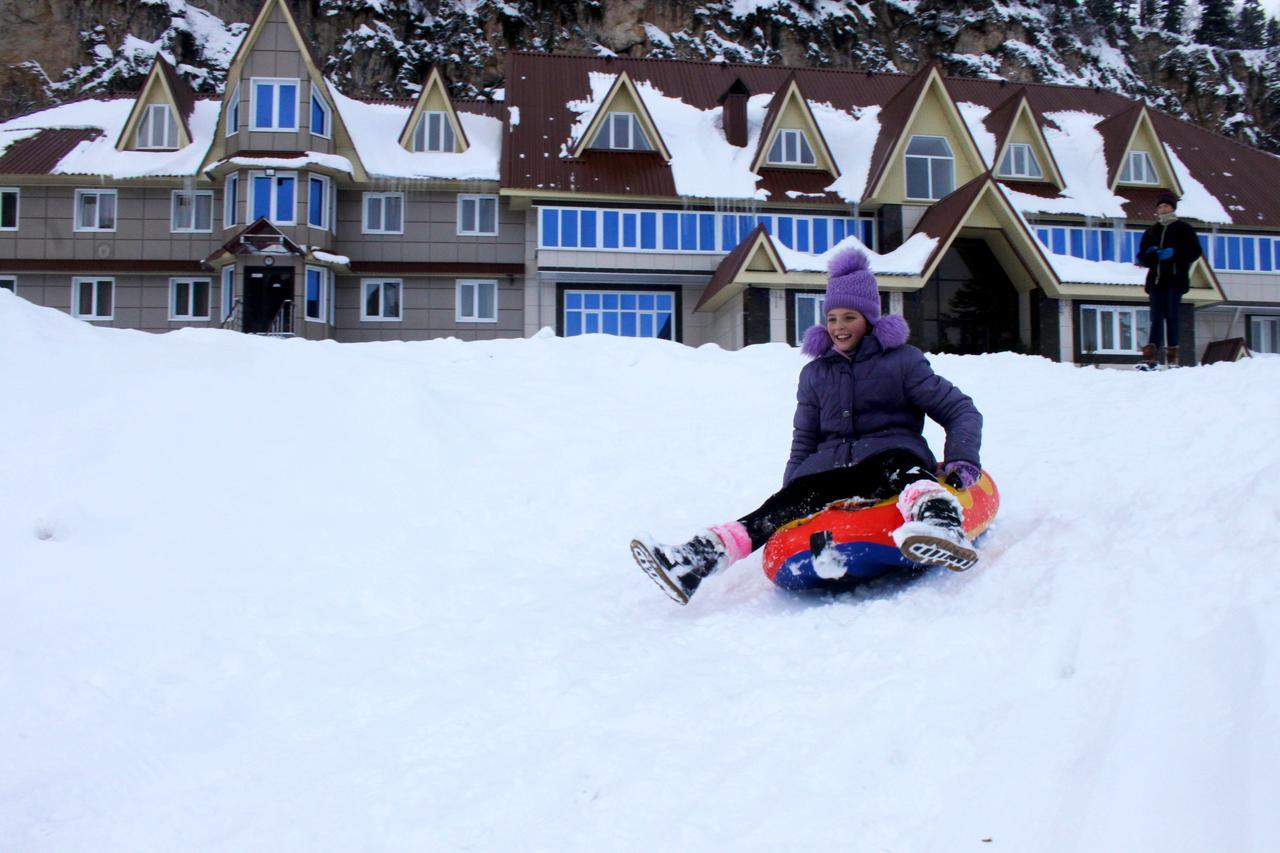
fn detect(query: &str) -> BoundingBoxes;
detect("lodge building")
[1,0,1277,363]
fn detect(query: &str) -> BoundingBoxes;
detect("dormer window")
[767,129,815,166]
[591,112,652,152]
[905,135,955,200]
[310,89,332,139]
[226,82,240,136]
[252,79,299,131]
[412,111,456,153]
[1119,150,1158,184]
[998,142,1043,179]
[137,104,177,149]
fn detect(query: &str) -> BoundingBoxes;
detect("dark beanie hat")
[1156,192,1179,209]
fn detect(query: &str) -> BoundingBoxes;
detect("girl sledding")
[631,248,994,605]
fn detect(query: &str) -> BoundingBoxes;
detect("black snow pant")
[737,449,935,551]
[1147,285,1182,347]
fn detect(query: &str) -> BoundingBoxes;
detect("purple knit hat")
[800,248,910,357]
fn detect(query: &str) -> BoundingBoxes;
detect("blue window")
[777,217,794,249]
[541,207,559,247]
[310,89,331,138]
[252,80,298,131]
[603,211,619,249]
[1198,234,1210,258]
[721,215,737,250]
[1261,239,1273,272]
[833,219,847,245]
[1069,229,1084,258]
[1214,235,1227,267]
[563,289,676,340]
[305,267,323,321]
[622,213,637,247]
[860,219,876,249]
[681,213,698,250]
[1100,230,1115,261]
[1051,229,1066,255]
[1243,237,1255,270]
[796,219,810,253]
[1036,227,1050,248]
[275,177,294,223]
[640,212,657,249]
[662,212,679,250]
[561,209,578,248]
[699,213,716,250]
[1085,230,1100,261]
[756,216,772,235]
[813,219,829,254]
[580,210,597,248]
[738,215,754,241]
[308,176,327,229]
[253,175,271,221]
[1228,236,1241,270]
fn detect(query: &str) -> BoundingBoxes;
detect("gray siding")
[5,273,219,333]
[333,275,524,342]
[334,189,523,264]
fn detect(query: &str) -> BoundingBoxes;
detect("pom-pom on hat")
[824,248,881,324]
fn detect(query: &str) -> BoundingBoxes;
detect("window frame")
[766,128,817,167]
[561,288,677,340]
[73,189,118,232]
[71,277,115,320]
[220,266,236,323]
[1119,150,1159,185]
[307,174,331,230]
[0,275,16,294]
[249,171,297,225]
[456,278,498,323]
[310,87,332,139]
[0,187,18,230]
[904,135,956,201]
[224,173,241,227]
[793,292,825,344]
[1079,303,1151,355]
[226,82,241,136]
[457,194,498,237]
[170,190,214,233]
[361,279,403,322]
[997,142,1043,179]
[591,111,652,152]
[137,103,177,150]
[363,192,405,235]
[250,77,301,132]
[169,277,212,321]
[412,110,457,153]
[304,265,329,323]
[1249,315,1280,354]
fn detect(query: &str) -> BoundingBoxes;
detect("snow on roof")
[1003,111,1128,218]
[0,127,41,158]
[1164,145,1232,225]
[0,97,218,179]
[957,101,997,167]
[216,152,355,176]
[1045,252,1147,286]
[330,89,501,181]
[815,102,880,203]
[774,232,940,277]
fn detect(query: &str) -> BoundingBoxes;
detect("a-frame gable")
[987,88,1065,189]
[199,0,367,180]
[569,71,672,161]
[115,56,194,151]
[864,64,988,203]
[1099,104,1183,195]
[750,76,840,177]
[397,66,471,153]
[696,225,792,311]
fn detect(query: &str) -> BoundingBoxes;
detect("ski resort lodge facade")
[1,0,1278,364]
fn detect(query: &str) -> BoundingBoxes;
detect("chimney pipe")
[718,78,751,148]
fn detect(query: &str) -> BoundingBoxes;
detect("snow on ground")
[2,289,1279,851]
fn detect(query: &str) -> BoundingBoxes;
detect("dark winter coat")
[784,317,983,486]
[1137,217,1202,295]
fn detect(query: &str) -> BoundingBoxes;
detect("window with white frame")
[74,189,117,231]
[1119,150,1159,184]
[905,135,955,200]
[305,266,329,322]
[307,175,330,230]
[0,187,17,229]
[362,279,402,321]
[72,278,114,320]
[998,142,1043,179]
[563,289,675,339]
[310,88,332,139]
[226,82,240,136]
[767,129,816,166]
[590,112,652,151]
[251,78,299,131]
[363,192,404,234]
[456,279,497,322]
[794,293,824,343]
[457,194,497,236]
[221,266,236,322]
[250,172,296,224]
[1250,315,1280,354]
[171,190,213,232]
[1080,304,1150,354]
[0,276,15,293]
[224,173,241,227]
[412,111,456,153]
[170,278,211,320]
[136,103,177,149]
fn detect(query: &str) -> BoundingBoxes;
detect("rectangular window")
[74,189,117,232]
[457,279,498,322]
[661,212,679,250]
[640,211,657,250]
[457,194,498,236]
[221,266,235,322]
[1080,304,1150,354]
[767,129,816,166]
[590,112,652,151]
[563,289,675,339]
[308,175,329,229]
[794,293,824,344]
[310,88,331,139]
[412,111,457,153]
[364,193,404,234]
[560,209,578,247]
[136,103,177,149]
[170,278,211,320]
[540,207,558,247]
[997,142,1043,179]
[251,78,299,131]
[1249,315,1280,354]
[905,135,955,200]
[250,172,295,224]
[226,83,240,136]
[361,279,402,321]
[224,174,240,227]
[304,266,327,322]
[579,209,597,248]
[0,276,15,293]
[171,190,213,232]
[72,278,114,320]
[0,187,17,229]
[1118,150,1158,184]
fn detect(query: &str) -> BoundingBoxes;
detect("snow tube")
[762,472,1000,591]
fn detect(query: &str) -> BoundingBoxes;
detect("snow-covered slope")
[2,289,1278,851]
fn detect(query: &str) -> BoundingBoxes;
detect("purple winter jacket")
[784,319,983,486]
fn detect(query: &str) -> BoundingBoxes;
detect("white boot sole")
[630,540,690,605]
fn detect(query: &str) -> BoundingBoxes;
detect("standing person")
[631,249,985,605]
[1137,192,1203,368]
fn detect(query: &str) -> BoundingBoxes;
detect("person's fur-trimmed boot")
[630,522,752,605]
[1140,342,1159,370]
[1165,345,1179,367]
[891,481,979,572]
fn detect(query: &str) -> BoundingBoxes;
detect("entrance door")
[243,266,294,333]
[914,239,1022,354]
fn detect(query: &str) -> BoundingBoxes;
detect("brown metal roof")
[755,168,842,205]
[695,224,770,310]
[910,173,991,272]
[861,65,935,201]
[981,86,1025,155]
[1093,102,1143,187]
[155,55,196,130]
[0,128,102,175]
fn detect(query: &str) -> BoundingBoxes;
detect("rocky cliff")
[3,0,1278,152]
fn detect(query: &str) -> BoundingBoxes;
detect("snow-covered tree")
[1195,0,1235,46]
[1163,0,1186,34]
[1237,0,1267,49]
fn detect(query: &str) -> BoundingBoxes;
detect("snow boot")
[1140,342,1159,371]
[1165,345,1179,367]
[891,481,979,572]
[630,523,750,605]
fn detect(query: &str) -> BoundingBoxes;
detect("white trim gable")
[569,71,672,161]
